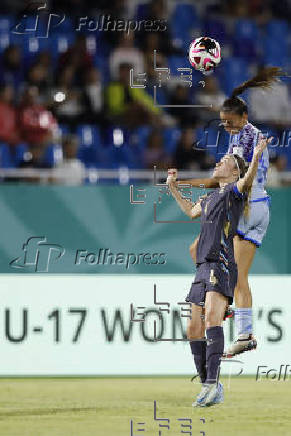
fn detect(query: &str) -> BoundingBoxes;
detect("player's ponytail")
[221,66,283,115]
[233,154,250,218]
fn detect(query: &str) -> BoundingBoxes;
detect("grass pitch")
[0,377,290,436]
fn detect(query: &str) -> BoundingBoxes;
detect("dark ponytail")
[221,66,283,115]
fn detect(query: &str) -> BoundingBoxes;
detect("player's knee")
[186,323,203,340]
[205,308,221,328]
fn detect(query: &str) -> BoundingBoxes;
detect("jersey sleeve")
[224,182,246,201]
[228,125,261,163]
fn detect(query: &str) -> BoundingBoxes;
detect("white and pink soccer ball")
[189,36,221,75]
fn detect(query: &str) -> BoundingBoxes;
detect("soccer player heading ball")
[167,136,272,407]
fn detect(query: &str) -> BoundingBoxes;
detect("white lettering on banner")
[0,275,289,375]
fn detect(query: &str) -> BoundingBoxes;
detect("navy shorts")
[186,261,237,307]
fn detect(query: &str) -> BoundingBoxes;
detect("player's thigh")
[204,291,228,327]
[234,236,256,277]
[187,303,205,339]
[189,236,200,261]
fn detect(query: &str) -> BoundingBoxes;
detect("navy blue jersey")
[196,182,246,265]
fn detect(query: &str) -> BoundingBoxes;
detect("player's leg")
[187,303,206,384]
[204,291,228,384]
[195,291,227,407]
[227,200,269,356]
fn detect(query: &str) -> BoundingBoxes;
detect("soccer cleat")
[192,383,219,407]
[212,382,224,405]
[223,334,257,358]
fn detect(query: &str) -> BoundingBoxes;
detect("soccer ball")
[189,36,221,75]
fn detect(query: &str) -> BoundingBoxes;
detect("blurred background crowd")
[0,0,290,184]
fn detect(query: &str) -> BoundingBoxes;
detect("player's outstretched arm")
[237,136,272,193]
[167,169,202,219]
[178,178,219,189]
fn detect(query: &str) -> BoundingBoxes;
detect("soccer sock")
[190,339,207,384]
[205,326,224,384]
[235,308,252,337]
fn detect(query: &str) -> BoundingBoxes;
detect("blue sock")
[206,326,224,384]
[190,339,207,383]
[235,308,252,336]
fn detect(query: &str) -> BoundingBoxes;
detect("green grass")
[0,377,290,436]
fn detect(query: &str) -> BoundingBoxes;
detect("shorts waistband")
[249,196,270,204]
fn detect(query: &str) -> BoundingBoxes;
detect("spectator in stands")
[105,63,162,128]
[143,129,171,169]
[0,84,20,145]
[51,66,85,129]
[266,154,288,187]
[54,134,85,185]
[109,32,144,81]
[58,34,93,85]
[195,76,226,123]
[174,127,215,170]
[83,67,105,125]
[0,45,23,94]
[168,85,198,127]
[137,0,175,56]
[25,63,51,103]
[18,86,58,154]
[249,81,290,128]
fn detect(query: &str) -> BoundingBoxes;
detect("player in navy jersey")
[179,67,282,357]
[167,136,271,407]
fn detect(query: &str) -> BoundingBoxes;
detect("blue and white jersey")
[227,122,269,201]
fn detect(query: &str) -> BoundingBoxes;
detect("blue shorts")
[186,261,237,307]
[237,197,270,247]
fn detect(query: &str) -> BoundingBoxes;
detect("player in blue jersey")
[179,67,282,357]
[167,136,271,407]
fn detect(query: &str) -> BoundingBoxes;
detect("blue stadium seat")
[131,126,151,151]
[76,125,101,148]
[266,20,288,38]
[106,144,141,169]
[0,143,13,167]
[171,4,199,50]
[234,19,258,40]
[203,18,228,45]
[14,143,28,165]
[262,36,288,67]
[218,57,249,95]
[163,127,181,154]
[58,124,70,137]
[135,3,149,21]
[168,56,189,76]
[20,36,50,61]
[0,15,14,33]
[43,144,63,166]
[0,32,11,53]
[50,33,75,60]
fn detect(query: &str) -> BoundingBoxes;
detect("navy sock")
[190,339,207,383]
[206,326,224,384]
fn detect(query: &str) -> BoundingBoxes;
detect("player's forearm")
[168,182,193,218]
[238,154,260,192]
[178,178,219,188]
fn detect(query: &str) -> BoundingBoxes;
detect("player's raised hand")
[166,168,178,185]
[253,136,273,159]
